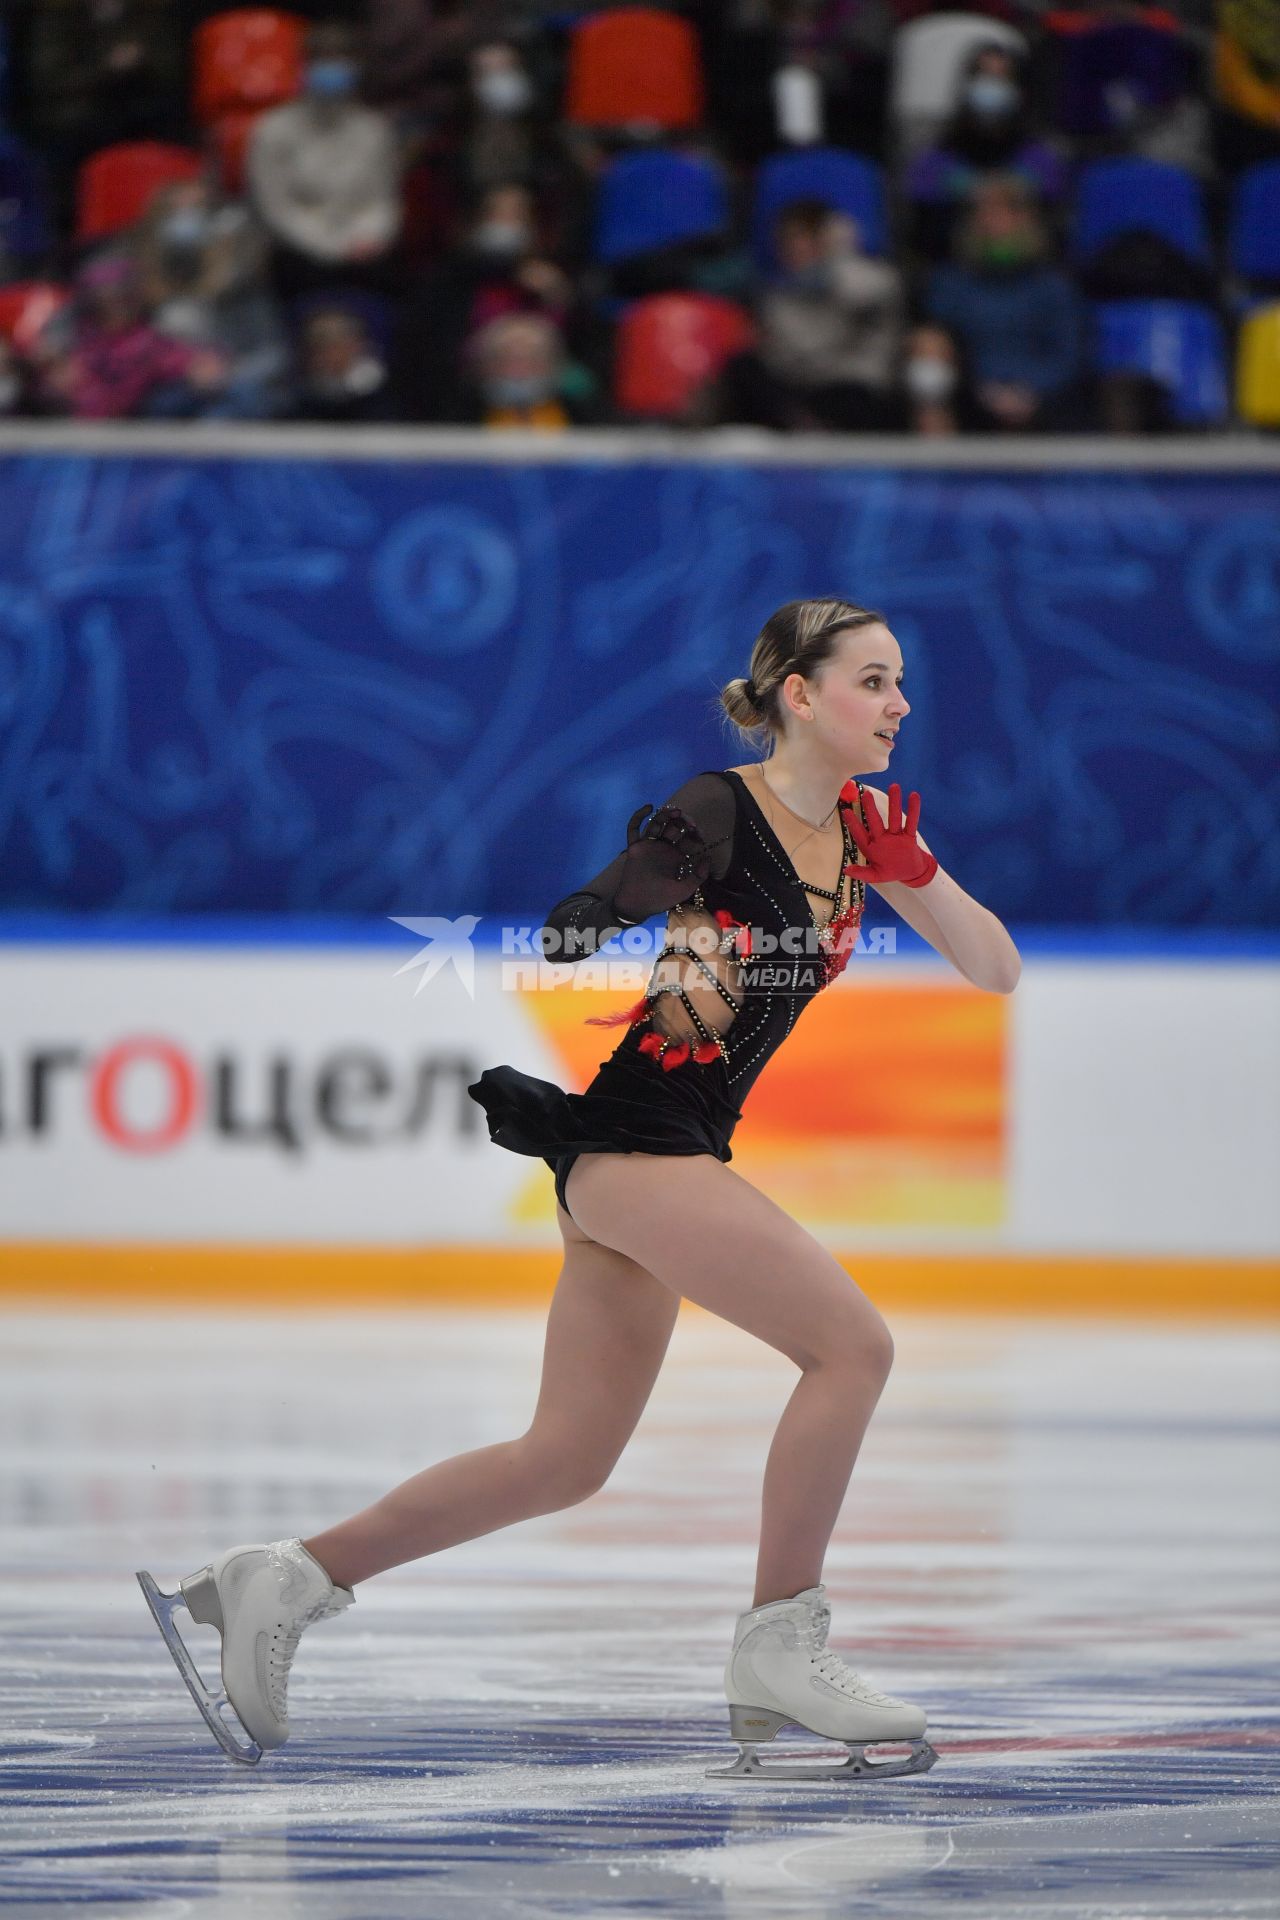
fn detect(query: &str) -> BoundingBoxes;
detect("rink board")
[0,937,1276,1312]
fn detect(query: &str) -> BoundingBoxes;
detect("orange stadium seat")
[614,293,754,418]
[76,143,205,239]
[1236,303,1280,427]
[193,9,304,124]
[565,8,704,131]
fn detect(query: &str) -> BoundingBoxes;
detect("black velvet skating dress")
[467,768,873,1217]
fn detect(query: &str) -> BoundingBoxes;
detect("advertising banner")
[2,941,1276,1273]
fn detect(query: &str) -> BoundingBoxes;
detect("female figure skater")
[139,598,1021,1779]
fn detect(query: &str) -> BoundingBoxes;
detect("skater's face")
[792,622,909,771]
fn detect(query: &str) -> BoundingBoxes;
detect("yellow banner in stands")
[1217,1,1280,126]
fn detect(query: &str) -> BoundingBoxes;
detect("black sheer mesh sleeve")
[539,772,737,963]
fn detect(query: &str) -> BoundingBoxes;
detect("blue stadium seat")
[594,149,728,267]
[1229,162,1280,286]
[1093,301,1228,425]
[1072,159,1210,267]
[752,147,888,275]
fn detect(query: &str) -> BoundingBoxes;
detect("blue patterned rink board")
[1,1309,1277,1916]
[0,449,1275,931]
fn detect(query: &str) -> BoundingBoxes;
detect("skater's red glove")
[842,784,938,889]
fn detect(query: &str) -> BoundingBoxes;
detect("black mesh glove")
[614,802,723,921]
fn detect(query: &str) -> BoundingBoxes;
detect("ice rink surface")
[1,1304,1277,1918]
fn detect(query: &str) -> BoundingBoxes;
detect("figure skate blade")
[707,1731,938,1781]
[135,1569,263,1766]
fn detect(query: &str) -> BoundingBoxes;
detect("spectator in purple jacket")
[36,252,227,419]
[924,174,1084,433]
[904,42,1069,263]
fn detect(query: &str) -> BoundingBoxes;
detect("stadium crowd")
[0,0,1276,433]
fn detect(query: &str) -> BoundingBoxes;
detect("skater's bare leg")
[563,1152,894,1611]
[303,1208,681,1588]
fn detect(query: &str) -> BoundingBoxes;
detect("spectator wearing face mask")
[137,179,291,420]
[392,181,587,422]
[246,20,404,303]
[716,200,904,432]
[897,323,980,437]
[464,311,598,430]
[904,44,1069,264]
[290,303,397,423]
[462,41,540,194]
[925,173,1084,433]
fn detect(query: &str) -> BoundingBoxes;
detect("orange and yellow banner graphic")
[533,978,1007,1235]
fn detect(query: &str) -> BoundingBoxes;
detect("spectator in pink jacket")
[39,252,227,419]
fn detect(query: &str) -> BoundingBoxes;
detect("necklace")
[737,768,868,984]
[756,766,841,857]
[751,766,857,940]
[759,764,840,833]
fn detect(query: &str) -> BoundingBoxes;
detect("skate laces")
[804,1599,902,1707]
[267,1595,341,1718]
[264,1542,350,1720]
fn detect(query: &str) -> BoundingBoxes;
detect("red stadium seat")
[565,8,704,131]
[76,143,205,240]
[0,280,69,352]
[614,293,754,418]
[193,9,304,124]
[207,110,262,194]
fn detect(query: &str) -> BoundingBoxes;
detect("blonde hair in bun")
[717,598,883,747]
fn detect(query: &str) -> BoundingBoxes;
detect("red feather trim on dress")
[584,994,652,1029]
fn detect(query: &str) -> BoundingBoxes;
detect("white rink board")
[0,946,1277,1256]
[1007,963,1280,1256]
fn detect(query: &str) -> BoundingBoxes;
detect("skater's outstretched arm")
[539,771,736,963]
[853,783,1021,993]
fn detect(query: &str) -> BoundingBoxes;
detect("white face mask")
[965,74,1019,119]
[306,58,357,101]
[486,373,551,408]
[161,209,209,250]
[471,219,532,258]
[474,69,533,116]
[906,357,957,403]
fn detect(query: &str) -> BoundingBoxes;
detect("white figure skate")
[707,1583,939,1781]
[136,1538,354,1765]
